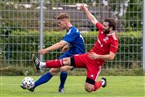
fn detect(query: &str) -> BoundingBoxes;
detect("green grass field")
[0,76,144,97]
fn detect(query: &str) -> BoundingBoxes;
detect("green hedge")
[1,30,142,68]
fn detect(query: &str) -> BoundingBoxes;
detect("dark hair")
[56,13,70,20]
[104,18,116,30]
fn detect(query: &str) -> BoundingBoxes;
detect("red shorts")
[73,53,105,81]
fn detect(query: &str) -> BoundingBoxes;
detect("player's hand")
[61,45,69,53]
[88,52,100,59]
[38,49,48,55]
[79,4,88,12]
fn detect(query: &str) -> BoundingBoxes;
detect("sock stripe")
[60,59,63,66]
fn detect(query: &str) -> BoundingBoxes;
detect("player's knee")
[85,87,93,93]
[60,66,73,72]
[62,56,76,67]
[60,67,66,72]
[62,57,71,66]
[85,80,94,93]
[49,68,60,75]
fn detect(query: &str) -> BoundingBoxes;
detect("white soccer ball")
[21,77,35,89]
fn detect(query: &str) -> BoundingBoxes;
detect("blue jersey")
[59,26,85,59]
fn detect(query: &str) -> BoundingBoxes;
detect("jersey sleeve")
[96,22,103,31]
[110,40,118,54]
[62,29,77,43]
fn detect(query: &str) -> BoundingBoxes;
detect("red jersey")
[90,22,118,63]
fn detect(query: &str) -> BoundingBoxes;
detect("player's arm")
[80,4,98,25]
[38,40,67,54]
[88,52,116,61]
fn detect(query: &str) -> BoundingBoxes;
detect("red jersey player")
[32,4,118,93]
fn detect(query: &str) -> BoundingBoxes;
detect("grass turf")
[0,76,144,97]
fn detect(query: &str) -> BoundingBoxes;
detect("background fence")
[0,0,143,75]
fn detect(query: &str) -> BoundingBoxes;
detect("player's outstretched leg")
[58,71,68,93]
[32,54,63,70]
[31,72,53,91]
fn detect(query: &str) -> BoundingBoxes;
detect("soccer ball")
[21,77,35,89]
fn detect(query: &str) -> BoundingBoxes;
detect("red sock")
[45,59,63,68]
[93,81,102,91]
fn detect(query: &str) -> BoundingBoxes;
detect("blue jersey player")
[21,13,85,93]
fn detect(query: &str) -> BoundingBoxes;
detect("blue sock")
[59,71,67,89]
[34,72,53,88]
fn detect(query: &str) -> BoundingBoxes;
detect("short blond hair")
[56,13,70,20]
